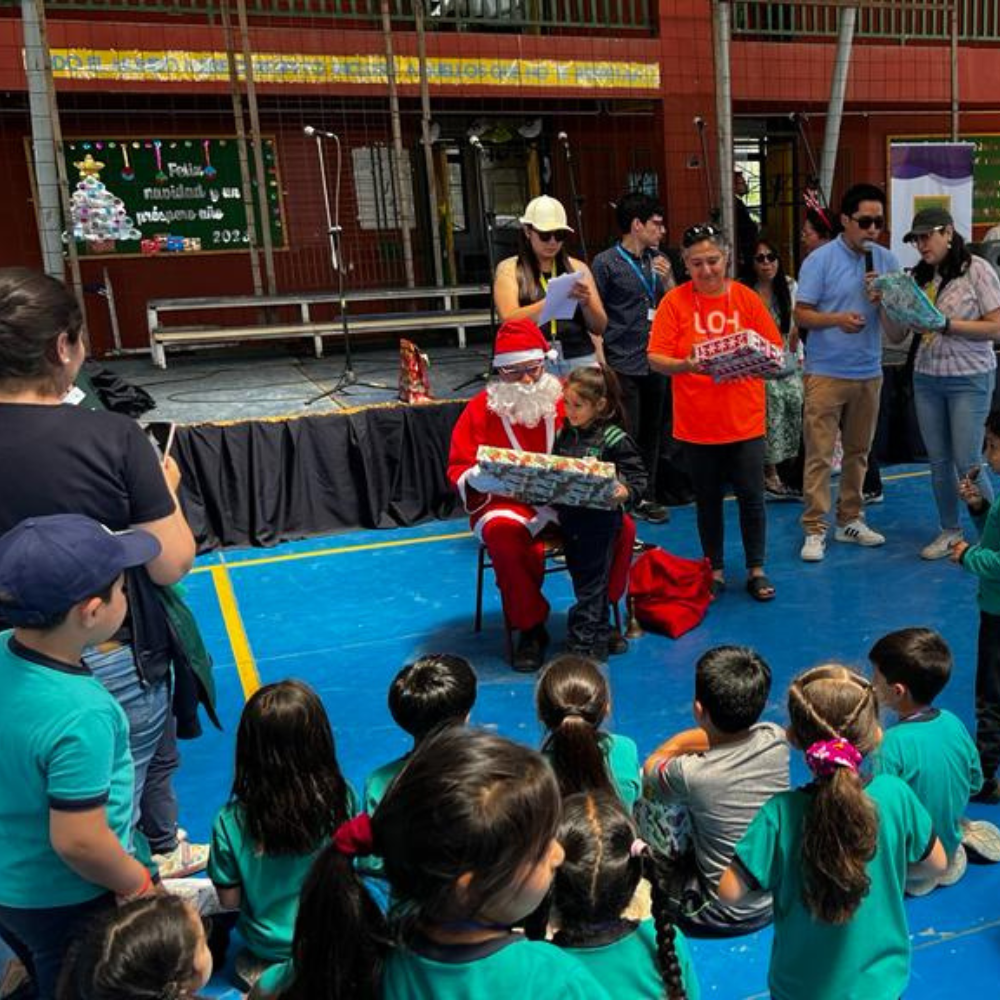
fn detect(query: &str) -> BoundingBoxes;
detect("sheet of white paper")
[537,270,584,326]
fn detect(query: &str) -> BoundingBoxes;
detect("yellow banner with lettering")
[49,49,660,91]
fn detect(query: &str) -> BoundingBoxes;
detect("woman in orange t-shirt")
[648,224,783,601]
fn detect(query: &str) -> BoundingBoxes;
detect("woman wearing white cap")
[890,207,1000,560]
[494,195,607,375]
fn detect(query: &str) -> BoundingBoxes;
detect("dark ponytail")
[277,844,388,1000]
[788,665,880,924]
[644,849,688,1000]
[536,655,614,800]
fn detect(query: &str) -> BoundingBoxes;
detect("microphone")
[693,116,705,129]
[558,131,572,161]
[469,135,486,156]
[558,131,569,144]
[304,126,338,139]
[863,241,874,273]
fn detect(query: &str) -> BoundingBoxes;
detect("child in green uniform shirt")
[363,653,477,814]
[869,627,1000,893]
[719,664,947,1000]
[954,409,1000,802]
[550,791,700,999]
[208,680,358,991]
[537,654,641,811]
[0,515,161,1000]
[264,728,610,1000]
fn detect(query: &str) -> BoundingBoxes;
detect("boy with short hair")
[363,653,477,813]
[0,514,161,1000]
[869,627,999,893]
[642,645,789,936]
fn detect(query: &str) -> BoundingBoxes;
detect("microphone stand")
[694,117,716,220]
[560,134,588,260]
[304,128,386,406]
[452,137,496,392]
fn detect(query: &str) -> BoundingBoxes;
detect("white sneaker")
[938,843,968,887]
[961,817,1000,862]
[920,529,963,561]
[834,519,886,547]
[801,534,826,562]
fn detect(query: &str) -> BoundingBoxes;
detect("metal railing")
[732,1,997,43]
[0,0,654,33]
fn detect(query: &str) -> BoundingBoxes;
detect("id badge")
[647,307,657,323]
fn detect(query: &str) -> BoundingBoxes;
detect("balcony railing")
[0,0,654,33]
[732,0,998,43]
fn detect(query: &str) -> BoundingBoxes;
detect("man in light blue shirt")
[794,183,902,562]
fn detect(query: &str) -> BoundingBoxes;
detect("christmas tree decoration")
[68,156,141,245]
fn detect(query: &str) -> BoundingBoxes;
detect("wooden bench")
[147,285,492,369]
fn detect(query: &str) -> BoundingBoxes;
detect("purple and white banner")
[890,142,974,267]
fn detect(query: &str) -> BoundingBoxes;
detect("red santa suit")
[448,390,634,633]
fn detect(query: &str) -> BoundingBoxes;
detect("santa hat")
[492,318,557,369]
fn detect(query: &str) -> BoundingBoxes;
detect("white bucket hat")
[518,195,573,233]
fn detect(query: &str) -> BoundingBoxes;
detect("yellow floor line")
[192,468,929,575]
[192,529,472,574]
[210,563,261,698]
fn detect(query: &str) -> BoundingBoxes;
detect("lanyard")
[539,270,558,340]
[615,244,658,302]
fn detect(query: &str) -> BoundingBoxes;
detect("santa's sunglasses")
[494,360,545,382]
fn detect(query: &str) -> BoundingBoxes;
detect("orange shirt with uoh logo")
[648,281,783,445]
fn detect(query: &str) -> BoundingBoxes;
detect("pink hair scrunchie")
[805,738,863,778]
[332,813,375,858]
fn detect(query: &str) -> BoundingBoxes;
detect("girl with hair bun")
[551,791,699,999]
[537,655,641,811]
[719,664,947,1000]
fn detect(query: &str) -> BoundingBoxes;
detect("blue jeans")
[140,713,180,854]
[913,370,995,530]
[82,644,171,830]
[0,893,114,1000]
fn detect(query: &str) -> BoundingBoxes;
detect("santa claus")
[448,319,634,671]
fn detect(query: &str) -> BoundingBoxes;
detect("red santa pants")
[480,514,635,633]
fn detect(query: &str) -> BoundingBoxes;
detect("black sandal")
[746,575,776,602]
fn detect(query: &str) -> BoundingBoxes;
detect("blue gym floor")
[179,465,1000,999]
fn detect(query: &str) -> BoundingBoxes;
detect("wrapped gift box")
[476,445,619,509]
[873,272,946,330]
[694,329,785,382]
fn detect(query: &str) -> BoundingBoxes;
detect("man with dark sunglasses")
[592,191,675,524]
[794,182,903,562]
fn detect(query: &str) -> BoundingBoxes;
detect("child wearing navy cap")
[0,514,161,1000]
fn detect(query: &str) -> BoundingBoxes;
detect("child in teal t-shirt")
[363,653,478,814]
[263,727,611,1000]
[208,679,357,989]
[0,515,162,1000]
[719,664,946,1000]
[550,791,700,999]
[537,654,641,811]
[954,412,1000,802]
[869,627,996,892]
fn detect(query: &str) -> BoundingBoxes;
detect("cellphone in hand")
[967,465,981,483]
[145,423,177,466]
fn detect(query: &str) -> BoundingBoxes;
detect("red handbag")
[629,549,713,639]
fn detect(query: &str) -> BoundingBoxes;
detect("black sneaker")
[607,630,629,655]
[633,538,657,554]
[513,624,549,673]
[635,500,670,524]
[863,490,884,505]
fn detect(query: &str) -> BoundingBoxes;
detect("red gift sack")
[629,549,713,639]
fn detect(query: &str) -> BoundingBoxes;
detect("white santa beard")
[486,373,562,428]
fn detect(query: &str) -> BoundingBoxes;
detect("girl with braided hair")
[719,664,947,1000]
[550,791,699,999]
[537,655,642,811]
[58,896,212,1000]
